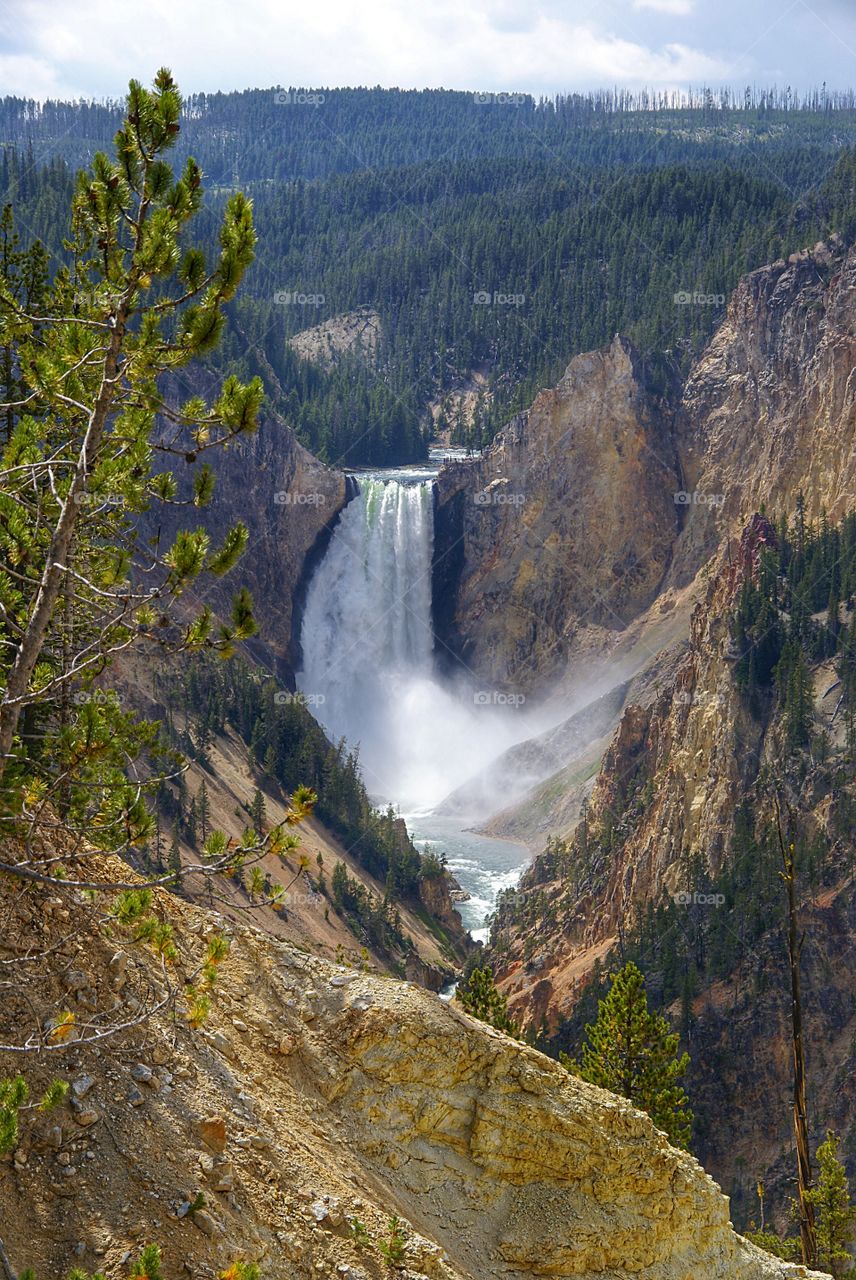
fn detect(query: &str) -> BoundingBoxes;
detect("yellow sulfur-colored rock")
[309,967,823,1280]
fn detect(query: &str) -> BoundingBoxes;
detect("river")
[297,450,532,940]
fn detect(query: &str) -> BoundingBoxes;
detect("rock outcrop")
[435,239,856,704]
[434,336,680,695]
[288,306,381,370]
[328,970,819,1280]
[670,237,856,585]
[0,857,824,1280]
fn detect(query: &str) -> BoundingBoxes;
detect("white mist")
[298,476,533,813]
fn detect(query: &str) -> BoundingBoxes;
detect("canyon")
[7,75,856,1280]
[461,239,856,1223]
[9,200,856,1280]
[156,231,856,1235]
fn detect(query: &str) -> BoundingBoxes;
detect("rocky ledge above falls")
[433,335,681,696]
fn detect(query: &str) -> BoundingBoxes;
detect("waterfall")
[298,477,436,803]
[300,477,435,690]
[298,474,534,812]
[298,471,538,924]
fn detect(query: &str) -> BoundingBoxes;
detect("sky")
[0,0,855,101]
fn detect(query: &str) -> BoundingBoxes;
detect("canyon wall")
[483,238,856,1222]
[488,515,856,1222]
[436,239,856,699]
[670,236,856,585]
[488,237,856,999]
[149,395,349,679]
[434,336,681,694]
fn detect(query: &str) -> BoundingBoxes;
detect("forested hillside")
[4,87,856,462]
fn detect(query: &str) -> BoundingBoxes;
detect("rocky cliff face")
[487,237,856,988]
[0,856,824,1280]
[434,336,680,694]
[288,307,381,370]
[502,516,774,974]
[671,236,856,585]
[435,239,856,702]
[481,239,856,1220]
[488,514,856,1222]
[150,395,348,678]
[572,522,772,942]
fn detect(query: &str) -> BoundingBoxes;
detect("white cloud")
[8,0,852,104]
[0,53,65,99]
[632,0,694,13]
[0,0,732,101]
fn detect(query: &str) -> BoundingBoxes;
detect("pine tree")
[777,643,813,749]
[680,967,696,1041]
[775,802,817,1266]
[331,860,350,908]
[186,797,198,847]
[827,587,842,655]
[1,1075,68,1157]
[563,961,693,1149]
[168,828,182,887]
[0,202,49,445]
[249,787,266,835]
[838,615,856,760]
[0,68,261,844]
[457,965,519,1038]
[805,1131,856,1278]
[196,716,212,755]
[198,780,211,843]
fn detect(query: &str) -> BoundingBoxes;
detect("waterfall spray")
[298,476,530,810]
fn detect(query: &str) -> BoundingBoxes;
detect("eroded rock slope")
[0,858,822,1280]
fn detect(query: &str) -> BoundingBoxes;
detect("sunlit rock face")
[671,237,856,586]
[434,335,680,696]
[317,962,822,1280]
